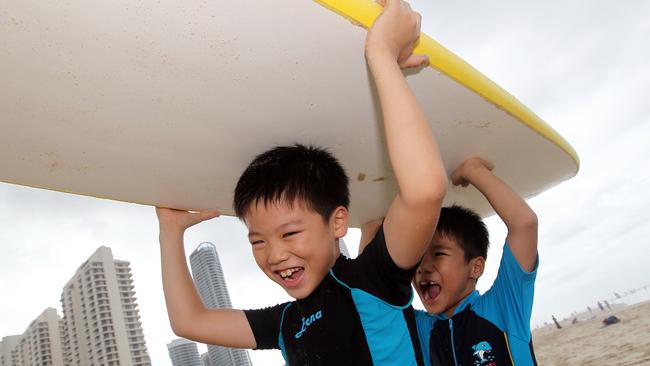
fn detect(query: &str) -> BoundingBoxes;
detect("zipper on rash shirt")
[449,319,459,366]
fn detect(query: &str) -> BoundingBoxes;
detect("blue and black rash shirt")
[244,226,424,366]
[415,242,539,366]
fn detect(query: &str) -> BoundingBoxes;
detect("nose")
[416,258,436,274]
[266,241,289,265]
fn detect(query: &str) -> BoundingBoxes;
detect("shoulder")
[499,241,539,284]
[244,301,294,324]
[243,301,294,350]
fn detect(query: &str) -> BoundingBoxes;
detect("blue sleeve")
[414,310,435,366]
[473,242,538,341]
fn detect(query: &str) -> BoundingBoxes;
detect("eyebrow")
[430,244,450,251]
[248,220,303,238]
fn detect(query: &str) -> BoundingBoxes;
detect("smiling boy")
[413,157,539,366]
[155,1,448,364]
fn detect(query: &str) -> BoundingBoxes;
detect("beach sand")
[532,301,650,365]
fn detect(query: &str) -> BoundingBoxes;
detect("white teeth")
[279,267,301,279]
[419,281,438,286]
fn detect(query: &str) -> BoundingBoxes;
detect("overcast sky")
[2,1,649,365]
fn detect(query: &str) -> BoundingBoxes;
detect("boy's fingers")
[198,210,221,221]
[451,174,467,187]
[155,206,178,217]
[399,54,429,69]
[417,54,430,67]
[482,159,495,171]
[399,43,416,62]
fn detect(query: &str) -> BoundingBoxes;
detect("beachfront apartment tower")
[0,335,20,366]
[339,238,351,258]
[60,246,151,366]
[0,308,64,366]
[167,338,202,366]
[189,242,252,366]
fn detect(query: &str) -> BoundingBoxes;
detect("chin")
[425,303,444,315]
[421,297,446,315]
[285,286,313,300]
[422,304,436,314]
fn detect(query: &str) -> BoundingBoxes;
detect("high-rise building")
[0,308,64,366]
[189,242,252,366]
[0,335,20,366]
[60,246,151,366]
[199,353,210,366]
[339,238,351,258]
[167,338,201,366]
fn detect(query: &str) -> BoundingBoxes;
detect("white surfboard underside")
[1,0,578,225]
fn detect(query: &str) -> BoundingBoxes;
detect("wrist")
[159,225,185,241]
[462,164,490,182]
[365,43,396,64]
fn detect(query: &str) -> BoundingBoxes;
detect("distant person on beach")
[360,157,539,365]
[603,315,620,326]
[598,301,605,312]
[604,300,611,310]
[552,315,563,329]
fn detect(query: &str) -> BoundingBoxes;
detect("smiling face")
[244,199,348,299]
[413,234,485,317]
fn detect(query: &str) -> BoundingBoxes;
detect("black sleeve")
[243,302,290,350]
[341,224,418,306]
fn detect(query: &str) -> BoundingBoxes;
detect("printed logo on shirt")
[472,341,496,366]
[294,310,323,339]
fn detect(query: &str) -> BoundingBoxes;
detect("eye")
[282,231,300,238]
[434,252,447,257]
[250,239,264,246]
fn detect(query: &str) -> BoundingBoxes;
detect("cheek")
[420,256,435,268]
[251,248,267,268]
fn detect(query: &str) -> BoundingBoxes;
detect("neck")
[443,287,476,318]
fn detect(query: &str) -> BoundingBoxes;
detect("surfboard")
[1,0,579,226]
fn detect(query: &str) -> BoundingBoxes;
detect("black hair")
[436,205,489,262]
[233,144,350,221]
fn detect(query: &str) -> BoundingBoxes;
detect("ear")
[330,206,349,238]
[469,256,485,280]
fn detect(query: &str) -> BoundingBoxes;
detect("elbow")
[517,210,538,232]
[170,320,191,339]
[401,185,447,214]
[396,172,448,214]
[431,176,448,202]
[169,313,199,339]
[414,175,448,206]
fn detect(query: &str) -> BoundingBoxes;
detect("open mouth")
[276,267,304,286]
[419,281,441,303]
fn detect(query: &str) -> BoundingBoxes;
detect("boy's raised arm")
[365,0,447,269]
[156,207,257,348]
[451,158,538,271]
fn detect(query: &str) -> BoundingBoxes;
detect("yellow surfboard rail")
[315,0,580,168]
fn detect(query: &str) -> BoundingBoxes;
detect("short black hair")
[436,205,489,262]
[233,144,350,221]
